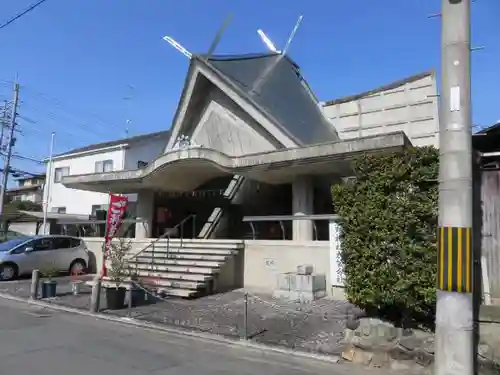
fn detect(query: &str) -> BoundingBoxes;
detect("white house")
[44,130,170,218]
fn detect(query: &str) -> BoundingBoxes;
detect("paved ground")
[0,297,390,375]
[0,276,359,355]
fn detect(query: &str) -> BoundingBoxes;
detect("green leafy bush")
[331,147,439,325]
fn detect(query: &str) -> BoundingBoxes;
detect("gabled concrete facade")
[61,53,436,244]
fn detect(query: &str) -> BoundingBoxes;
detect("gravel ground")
[0,276,356,355]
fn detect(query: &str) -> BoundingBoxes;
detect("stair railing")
[127,214,197,281]
[198,175,245,239]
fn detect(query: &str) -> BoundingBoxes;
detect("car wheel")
[0,264,17,281]
[69,260,87,276]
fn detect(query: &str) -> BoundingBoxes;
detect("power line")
[0,0,50,31]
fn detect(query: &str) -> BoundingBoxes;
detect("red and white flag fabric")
[101,194,128,278]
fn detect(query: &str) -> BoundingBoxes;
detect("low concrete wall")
[243,240,333,295]
[81,237,245,293]
[82,237,154,273]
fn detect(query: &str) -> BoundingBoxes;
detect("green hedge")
[331,147,439,324]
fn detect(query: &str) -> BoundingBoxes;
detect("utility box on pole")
[435,1,474,375]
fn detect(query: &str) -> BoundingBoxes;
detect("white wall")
[123,136,166,170]
[322,73,440,148]
[9,222,39,236]
[45,137,167,216]
[46,148,126,215]
[243,240,333,295]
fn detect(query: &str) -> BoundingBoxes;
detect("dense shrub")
[331,147,439,325]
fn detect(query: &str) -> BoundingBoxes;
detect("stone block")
[297,264,313,275]
[294,274,326,293]
[272,289,300,302]
[275,273,294,291]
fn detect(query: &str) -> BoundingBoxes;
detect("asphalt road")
[0,297,387,375]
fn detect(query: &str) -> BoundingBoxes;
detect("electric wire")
[0,0,50,31]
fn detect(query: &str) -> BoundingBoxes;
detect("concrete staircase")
[123,239,243,298]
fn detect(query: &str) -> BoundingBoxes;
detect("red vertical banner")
[101,194,129,278]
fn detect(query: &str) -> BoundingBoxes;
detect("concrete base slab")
[273,289,327,303]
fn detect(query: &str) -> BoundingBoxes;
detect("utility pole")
[0,82,20,232]
[436,1,473,375]
[0,101,8,149]
[42,132,55,234]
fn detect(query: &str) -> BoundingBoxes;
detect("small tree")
[331,147,439,325]
[106,238,132,289]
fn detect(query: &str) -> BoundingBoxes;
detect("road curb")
[0,292,340,364]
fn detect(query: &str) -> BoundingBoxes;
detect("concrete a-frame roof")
[166,53,340,151]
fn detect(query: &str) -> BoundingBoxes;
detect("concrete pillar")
[135,191,154,239]
[292,177,314,241]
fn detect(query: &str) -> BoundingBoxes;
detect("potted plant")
[104,238,131,310]
[41,261,59,298]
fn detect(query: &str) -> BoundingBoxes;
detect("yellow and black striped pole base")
[438,226,472,293]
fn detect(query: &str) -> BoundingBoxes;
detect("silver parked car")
[0,235,89,281]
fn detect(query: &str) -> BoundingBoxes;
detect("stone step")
[150,242,243,250]
[87,276,205,290]
[130,257,222,268]
[130,263,218,275]
[155,287,199,298]
[156,239,243,247]
[133,270,212,282]
[84,279,199,298]
[135,253,229,262]
[140,248,237,256]
[135,277,204,290]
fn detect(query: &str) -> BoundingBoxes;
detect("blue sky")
[0,0,498,180]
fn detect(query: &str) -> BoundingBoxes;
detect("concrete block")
[272,289,300,302]
[276,272,294,291]
[295,274,326,293]
[297,264,313,275]
[312,274,326,292]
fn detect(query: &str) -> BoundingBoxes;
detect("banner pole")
[101,191,113,280]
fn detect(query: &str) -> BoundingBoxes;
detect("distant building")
[43,131,169,217]
[6,173,45,203]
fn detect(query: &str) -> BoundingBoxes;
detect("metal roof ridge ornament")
[171,134,202,151]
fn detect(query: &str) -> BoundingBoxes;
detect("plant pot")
[71,281,84,295]
[105,287,127,310]
[41,280,57,298]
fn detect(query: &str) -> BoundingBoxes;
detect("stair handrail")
[128,213,197,263]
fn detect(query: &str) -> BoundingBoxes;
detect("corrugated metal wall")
[481,170,500,299]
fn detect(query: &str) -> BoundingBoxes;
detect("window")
[91,204,107,216]
[95,160,113,173]
[52,237,72,249]
[32,238,53,251]
[54,167,70,183]
[71,238,82,248]
[51,207,66,214]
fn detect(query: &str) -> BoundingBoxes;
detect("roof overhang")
[61,132,410,194]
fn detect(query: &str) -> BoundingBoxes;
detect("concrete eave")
[61,132,410,193]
